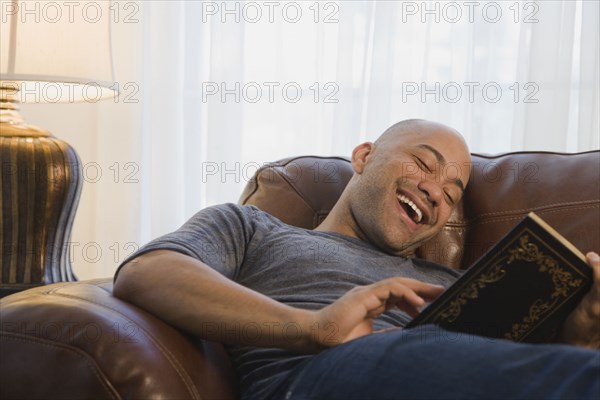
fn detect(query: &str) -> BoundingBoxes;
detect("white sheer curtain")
[26,0,596,279]
[149,0,599,210]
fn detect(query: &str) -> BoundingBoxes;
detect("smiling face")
[319,120,471,256]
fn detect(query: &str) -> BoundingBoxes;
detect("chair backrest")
[240,151,600,269]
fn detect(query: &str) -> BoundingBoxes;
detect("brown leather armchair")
[1,151,599,399]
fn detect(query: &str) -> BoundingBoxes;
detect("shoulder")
[186,203,286,230]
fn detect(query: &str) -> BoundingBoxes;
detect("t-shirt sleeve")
[114,203,259,281]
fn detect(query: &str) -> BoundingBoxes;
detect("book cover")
[406,212,593,343]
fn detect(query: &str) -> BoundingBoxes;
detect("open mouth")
[397,193,423,224]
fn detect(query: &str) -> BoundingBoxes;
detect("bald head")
[375,119,467,149]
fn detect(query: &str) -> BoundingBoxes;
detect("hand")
[559,252,600,349]
[307,278,445,349]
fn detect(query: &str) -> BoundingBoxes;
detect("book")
[406,212,593,343]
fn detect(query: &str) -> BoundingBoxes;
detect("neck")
[314,194,363,240]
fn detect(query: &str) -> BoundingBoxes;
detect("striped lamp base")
[1,133,82,297]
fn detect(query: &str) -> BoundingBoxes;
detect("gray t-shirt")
[116,203,461,398]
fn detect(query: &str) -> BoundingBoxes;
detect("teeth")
[397,194,423,223]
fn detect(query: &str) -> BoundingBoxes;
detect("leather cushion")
[0,279,238,400]
[240,151,600,269]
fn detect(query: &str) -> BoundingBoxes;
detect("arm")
[558,251,600,349]
[113,249,445,353]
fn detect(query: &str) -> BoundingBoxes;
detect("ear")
[351,142,375,174]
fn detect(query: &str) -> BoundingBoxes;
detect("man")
[114,120,599,399]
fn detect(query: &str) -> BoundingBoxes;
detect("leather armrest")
[0,279,237,400]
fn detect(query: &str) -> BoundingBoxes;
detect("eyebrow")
[416,144,465,195]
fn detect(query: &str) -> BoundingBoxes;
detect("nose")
[418,179,443,207]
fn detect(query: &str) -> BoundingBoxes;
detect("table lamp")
[0,0,117,296]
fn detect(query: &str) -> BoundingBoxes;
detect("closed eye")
[445,190,456,205]
[415,156,432,173]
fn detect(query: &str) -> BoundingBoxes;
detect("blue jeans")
[264,325,600,400]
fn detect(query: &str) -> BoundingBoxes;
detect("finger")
[389,298,422,318]
[373,326,403,335]
[586,251,600,265]
[387,278,446,301]
[385,281,427,308]
[367,294,421,319]
[585,251,600,286]
[362,279,444,319]
[416,284,446,301]
[366,304,387,318]
[586,252,600,282]
[584,252,600,319]
[358,281,424,318]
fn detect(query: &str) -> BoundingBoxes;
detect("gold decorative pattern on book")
[432,262,506,324]
[504,235,583,340]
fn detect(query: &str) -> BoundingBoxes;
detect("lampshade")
[0,0,116,102]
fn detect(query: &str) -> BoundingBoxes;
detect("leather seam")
[43,290,202,400]
[272,169,317,214]
[0,332,120,400]
[470,149,599,158]
[446,203,599,229]
[466,200,598,219]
